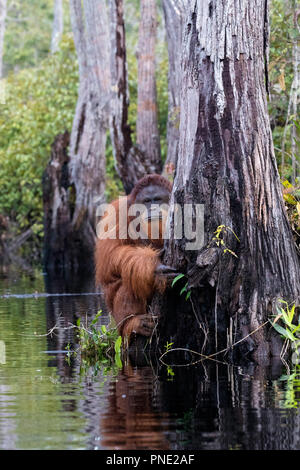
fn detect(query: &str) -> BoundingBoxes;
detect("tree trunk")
[0,0,7,78]
[43,132,73,270]
[43,0,110,272]
[69,0,110,229]
[51,0,64,53]
[155,0,300,362]
[291,4,300,184]
[109,0,162,194]
[136,0,161,170]
[162,0,187,174]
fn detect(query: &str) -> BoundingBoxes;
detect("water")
[0,270,300,450]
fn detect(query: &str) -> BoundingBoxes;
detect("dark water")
[0,270,300,450]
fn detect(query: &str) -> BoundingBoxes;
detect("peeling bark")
[109,0,162,194]
[155,0,300,362]
[162,0,188,173]
[43,0,110,272]
[69,0,110,229]
[43,132,73,270]
[136,0,161,169]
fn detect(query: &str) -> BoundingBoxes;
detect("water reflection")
[0,271,300,450]
[100,365,170,450]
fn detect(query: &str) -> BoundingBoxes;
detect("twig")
[159,320,269,367]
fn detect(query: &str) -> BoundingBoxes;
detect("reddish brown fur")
[95,175,172,340]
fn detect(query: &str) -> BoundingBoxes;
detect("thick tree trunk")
[136,0,161,170]
[43,132,73,270]
[162,0,187,174]
[0,0,7,78]
[43,0,110,272]
[69,0,110,229]
[109,0,162,194]
[155,0,300,362]
[51,0,64,53]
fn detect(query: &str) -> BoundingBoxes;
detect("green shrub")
[0,34,78,245]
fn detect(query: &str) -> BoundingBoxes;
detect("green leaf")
[115,353,123,369]
[185,291,191,301]
[288,304,296,324]
[114,336,122,354]
[91,310,103,326]
[171,274,185,287]
[292,324,300,335]
[272,322,296,341]
[180,284,188,295]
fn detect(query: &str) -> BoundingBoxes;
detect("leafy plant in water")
[270,300,300,358]
[67,310,123,372]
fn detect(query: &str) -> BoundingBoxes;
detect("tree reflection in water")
[9,270,299,451]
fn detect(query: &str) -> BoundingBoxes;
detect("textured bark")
[155,0,300,362]
[109,0,162,194]
[0,0,7,78]
[43,132,73,270]
[136,0,161,170]
[51,0,64,53]
[69,0,110,229]
[291,5,300,184]
[43,0,110,271]
[162,0,188,173]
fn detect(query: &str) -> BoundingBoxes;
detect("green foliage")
[271,300,300,357]
[3,0,71,74]
[282,180,300,254]
[164,341,174,352]
[166,365,175,378]
[269,0,300,179]
[0,34,78,255]
[0,0,168,261]
[75,310,123,370]
[163,342,175,378]
[278,365,300,408]
[0,0,298,265]
[171,274,191,301]
[210,225,240,258]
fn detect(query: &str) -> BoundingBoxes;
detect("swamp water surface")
[0,271,300,450]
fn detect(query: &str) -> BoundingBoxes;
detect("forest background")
[0,0,299,266]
